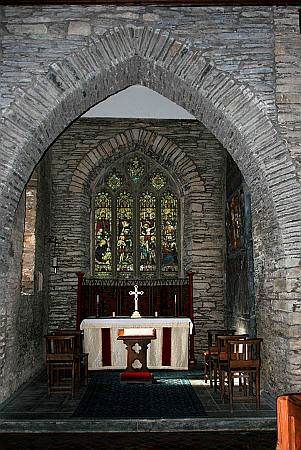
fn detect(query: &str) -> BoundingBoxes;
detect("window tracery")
[93,153,180,279]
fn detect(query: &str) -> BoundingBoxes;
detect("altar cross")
[129,285,144,318]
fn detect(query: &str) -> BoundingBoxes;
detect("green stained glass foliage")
[94,192,112,276]
[107,169,123,191]
[117,191,134,273]
[161,192,178,272]
[139,192,156,272]
[128,156,144,183]
[150,173,166,190]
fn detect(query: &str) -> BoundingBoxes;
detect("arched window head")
[93,152,180,279]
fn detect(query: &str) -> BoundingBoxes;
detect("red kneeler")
[120,371,153,383]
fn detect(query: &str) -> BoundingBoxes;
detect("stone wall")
[0,153,51,401]
[1,5,276,120]
[270,7,301,392]
[49,118,226,356]
[0,5,300,401]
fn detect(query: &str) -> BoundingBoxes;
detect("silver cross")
[129,285,144,318]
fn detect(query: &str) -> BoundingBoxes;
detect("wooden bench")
[277,393,301,450]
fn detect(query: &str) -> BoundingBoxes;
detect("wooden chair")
[55,329,89,385]
[203,329,236,388]
[220,337,262,411]
[45,334,81,397]
[216,334,249,396]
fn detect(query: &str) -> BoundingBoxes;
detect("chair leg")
[214,360,219,392]
[71,363,75,398]
[256,369,261,409]
[83,356,88,386]
[209,357,214,387]
[229,371,233,412]
[204,355,208,383]
[220,369,226,402]
[47,364,51,397]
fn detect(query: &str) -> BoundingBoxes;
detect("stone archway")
[69,128,203,195]
[0,26,300,399]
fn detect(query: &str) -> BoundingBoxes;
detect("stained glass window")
[161,192,178,272]
[150,173,166,190]
[107,169,123,190]
[117,191,134,273]
[128,156,144,183]
[227,193,242,251]
[139,192,156,272]
[93,153,179,278]
[94,192,112,275]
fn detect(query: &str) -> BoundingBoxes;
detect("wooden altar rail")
[76,271,196,364]
[276,393,301,450]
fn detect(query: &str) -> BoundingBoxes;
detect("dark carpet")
[73,370,206,419]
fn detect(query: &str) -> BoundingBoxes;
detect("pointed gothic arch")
[67,128,204,281]
[69,128,203,195]
[0,25,300,397]
[0,26,300,263]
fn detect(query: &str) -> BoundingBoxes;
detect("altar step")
[0,416,276,433]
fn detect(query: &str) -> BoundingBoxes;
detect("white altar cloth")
[80,317,192,370]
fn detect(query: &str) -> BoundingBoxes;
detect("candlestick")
[112,311,116,317]
[174,294,177,317]
[155,311,158,317]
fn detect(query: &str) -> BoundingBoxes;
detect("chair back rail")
[217,334,249,354]
[227,338,262,368]
[207,329,236,348]
[45,334,79,356]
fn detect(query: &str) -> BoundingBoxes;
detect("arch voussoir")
[0,25,299,264]
[69,128,204,197]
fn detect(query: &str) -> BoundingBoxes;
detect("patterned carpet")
[73,370,206,419]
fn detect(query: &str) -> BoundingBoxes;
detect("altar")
[80,317,193,370]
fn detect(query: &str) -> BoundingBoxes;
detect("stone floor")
[0,369,277,449]
[0,431,277,449]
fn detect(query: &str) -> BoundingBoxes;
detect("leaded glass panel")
[116,191,134,273]
[139,192,156,272]
[128,156,144,183]
[95,192,112,275]
[94,152,180,278]
[150,173,166,190]
[161,192,178,272]
[107,169,123,190]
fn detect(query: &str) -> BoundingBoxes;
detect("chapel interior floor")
[0,431,277,450]
[0,368,276,433]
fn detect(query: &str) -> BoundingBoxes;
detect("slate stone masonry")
[49,118,226,358]
[0,5,300,402]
